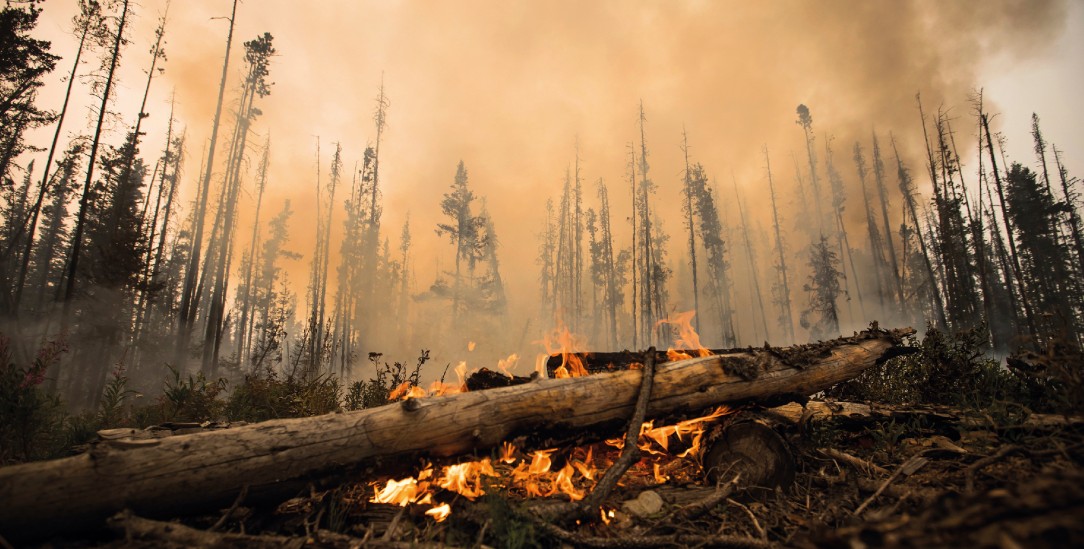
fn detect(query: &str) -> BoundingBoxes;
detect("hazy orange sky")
[26,0,1084,357]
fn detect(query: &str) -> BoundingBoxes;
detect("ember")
[367,320,740,520]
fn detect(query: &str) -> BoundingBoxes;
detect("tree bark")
[0,328,910,542]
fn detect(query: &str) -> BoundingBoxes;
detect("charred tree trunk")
[682,129,701,333]
[764,147,795,342]
[982,113,1039,345]
[12,12,94,311]
[62,0,131,321]
[177,0,238,364]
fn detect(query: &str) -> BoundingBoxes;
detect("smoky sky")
[31,0,1076,352]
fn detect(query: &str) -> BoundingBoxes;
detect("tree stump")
[703,420,795,494]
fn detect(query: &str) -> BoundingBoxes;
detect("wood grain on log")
[0,328,910,542]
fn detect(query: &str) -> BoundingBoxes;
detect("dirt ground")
[47,399,1082,549]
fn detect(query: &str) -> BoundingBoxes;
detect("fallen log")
[0,328,911,542]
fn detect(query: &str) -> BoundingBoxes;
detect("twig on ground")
[820,447,890,477]
[530,515,770,549]
[382,505,407,541]
[209,484,248,532]
[109,509,439,548]
[726,497,767,541]
[853,454,928,516]
[475,518,490,547]
[965,444,1026,493]
[671,474,740,521]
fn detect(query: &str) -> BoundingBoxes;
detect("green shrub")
[0,335,68,464]
[828,323,1023,409]
[156,365,227,422]
[349,350,433,410]
[226,367,341,422]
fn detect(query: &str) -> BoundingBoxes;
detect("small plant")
[343,380,365,411]
[481,493,544,549]
[159,365,227,422]
[226,366,341,422]
[97,365,140,427]
[349,350,431,409]
[0,335,68,464]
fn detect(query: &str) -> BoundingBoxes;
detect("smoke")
[30,1,1072,368]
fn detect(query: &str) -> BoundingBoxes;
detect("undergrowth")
[0,334,432,464]
[828,323,1029,410]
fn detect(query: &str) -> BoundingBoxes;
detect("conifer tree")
[63,0,130,321]
[801,235,841,340]
[763,147,795,342]
[1005,162,1081,345]
[436,161,487,326]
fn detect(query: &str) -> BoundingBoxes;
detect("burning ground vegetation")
[2,318,1083,548]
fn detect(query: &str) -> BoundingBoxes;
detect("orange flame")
[658,310,712,358]
[425,503,451,522]
[389,382,428,401]
[601,508,615,525]
[497,353,520,379]
[500,441,518,464]
[553,462,586,501]
[438,458,497,500]
[537,322,590,378]
[367,400,732,522]
[371,476,432,506]
[653,463,669,484]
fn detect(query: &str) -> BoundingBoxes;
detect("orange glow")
[526,449,555,476]
[497,353,520,379]
[468,341,477,351]
[653,462,669,484]
[570,447,597,481]
[370,476,431,506]
[425,503,451,522]
[601,508,615,525]
[553,462,586,501]
[368,407,731,521]
[500,441,518,464]
[454,361,469,388]
[438,458,497,500]
[389,381,428,401]
[658,310,712,358]
[536,322,590,379]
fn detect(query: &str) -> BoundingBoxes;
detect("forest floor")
[28,398,1084,549]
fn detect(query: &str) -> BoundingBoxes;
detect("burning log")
[0,328,911,542]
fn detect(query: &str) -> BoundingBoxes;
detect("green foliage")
[801,236,842,340]
[225,367,340,423]
[829,323,1021,409]
[96,365,139,426]
[347,350,431,410]
[1005,342,1084,415]
[157,365,227,422]
[480,494,544,549]
[0,335,67,464]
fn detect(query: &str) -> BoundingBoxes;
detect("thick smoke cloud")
[32,1,1072,367]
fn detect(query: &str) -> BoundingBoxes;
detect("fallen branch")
[965,445,1027,493]
[108,510,436,548]
[578,347,658,517]
[854,454,929,516]
[530,516,771,549]
[820,447,890,477]
[672,474,740,521]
